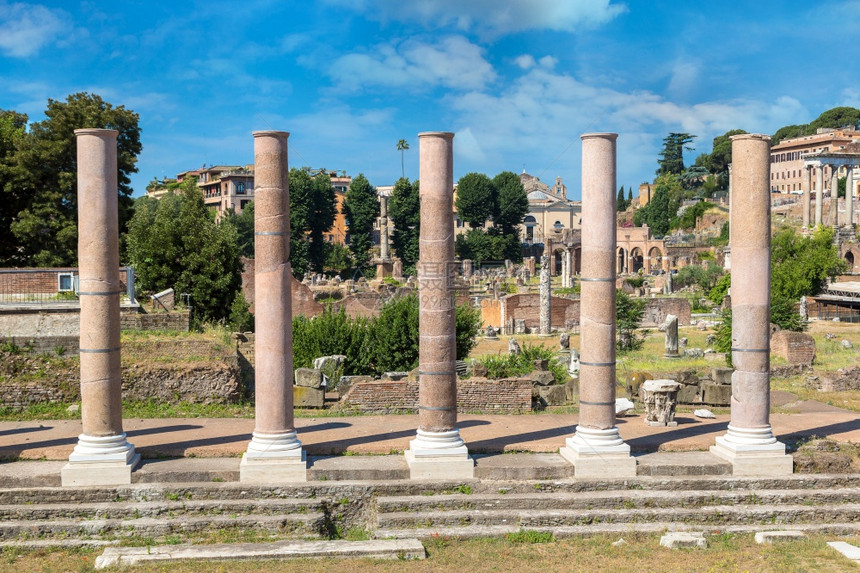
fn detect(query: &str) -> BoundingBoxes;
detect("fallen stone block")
[659,532,707,549]
[827,541,860,561]
[294,386,324,408]
[754,531,807,544]
[529,370,555,386]
[701,382,732,406]
[538,384,567,406]
[295,368,323,389]
[694,409,715,419]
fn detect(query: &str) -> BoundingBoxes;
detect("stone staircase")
[0,461,858,549]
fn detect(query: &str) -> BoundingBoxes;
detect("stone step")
[0,512,325,541]
[376,487,860,513]
[0,497,320,521]
[375,503,860,529]
[375,522,860,541]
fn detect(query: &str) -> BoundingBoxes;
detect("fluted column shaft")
[830,167,839,228]
[815,166,824,226]
[847,167,855,228]
[578,133,618,431]
[802,165,811,229]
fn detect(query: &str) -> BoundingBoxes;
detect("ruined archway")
[629,247,644,274]
[648,246,664,274]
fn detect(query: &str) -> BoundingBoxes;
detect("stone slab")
[660,532,707,549]
[635,451,731,476]
[294,386,325,408]
[239,455,308,483]
[94,539,426,569]
[473,453,573,480]
[827,541,860,561]
[404,450,475,480]
[754,530,808,544]
[709,446,794,476]
[60,454,140,487]
[559,447,637,478]
[309,455,409,481]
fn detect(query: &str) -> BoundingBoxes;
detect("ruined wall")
[481,299,502,329]
[771,330,816,365]
[501,294,579,332]
[337,377,532,413]
[640,298,692,327]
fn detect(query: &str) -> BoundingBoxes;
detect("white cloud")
[666,60,700,99]
[0,2,67,57]
[328,0,626,36]
[328,36,496,91]
[538,56,558,69]
[514,54,536,69]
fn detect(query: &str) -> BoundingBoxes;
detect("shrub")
[616,290,645,352]
[477,343,568,383]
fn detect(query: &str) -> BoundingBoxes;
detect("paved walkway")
[1,399,857,460]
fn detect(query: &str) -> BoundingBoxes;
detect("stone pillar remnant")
[642,379,681,427]
[62,129,139,487]
[462,259,473,279]
[405,132,473,479]
[241,131,306,482]
[846,167,854,228]
[560,133,635,477]
[710,134,792,476]
[802,165,811,230]
[830,167,839,228]
[379,194,390,260]
[663,314,679,358]
[539,254,551,335]
[815,166,824,226]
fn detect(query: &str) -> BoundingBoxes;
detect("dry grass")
[2,533,858,573]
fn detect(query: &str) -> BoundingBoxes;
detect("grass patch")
[505,530,555,544]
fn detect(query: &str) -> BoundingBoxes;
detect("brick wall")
[334,293,383,318]
[641,298,692,327]
[501,294,579,333]
[336,377,532,413]
[0,268,129,295]
[771,330,816,365]
[120,311,189,331]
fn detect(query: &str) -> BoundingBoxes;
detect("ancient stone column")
[560,133,635,477]
[830,167,839,228]
[815,165,824,226]
[711,134,791,476]
[539,254,551,335]
[462,259,473,279]
[380,194,390,260]
[241,131,306,482]
[405,132,473,479]
[802,165,811,230]
[847,167,855,228]
[562,250,572,288]
[62,129,139,487]
[664,314,679,358]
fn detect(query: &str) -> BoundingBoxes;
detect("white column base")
[710,425,793,476]
[240,430,307,483]
[405,429,474,480]
[559,426,637,478]
[61,433,139,486]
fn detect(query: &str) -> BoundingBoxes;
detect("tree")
[9,93,141,266]
[632,173,682,236]
[771,226,846,300]
[771,106,860,145]
[396,139,410,179]
[626,187,633,207]
[342,173,378,270]
[656,133,695,177]
[616,290,645,351]
[222,202,255,258]
[696,129,747,176]
[491,171,528,235]
[617,186,627,211]
[389,177,420,269]
[126,181,242,325]
[455,172,495,227]
[0,109,28,265]
[289,168,337,276]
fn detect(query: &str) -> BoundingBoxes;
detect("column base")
[62,433,139,486]
[405,429,474,480]
[559,426,636,478]
[710,425,793,476]
[240,430,307,483]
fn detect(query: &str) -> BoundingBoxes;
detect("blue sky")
[2,0,859,199]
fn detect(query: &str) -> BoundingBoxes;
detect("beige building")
[519,172,581,244]
[770,126,860,194]
[196,165,255,218]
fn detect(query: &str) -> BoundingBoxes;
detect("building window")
[58,272,75,292]
[237,182,246,194]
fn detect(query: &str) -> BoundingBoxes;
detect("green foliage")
[455,228,521,264]
[695,129,747,176]
[505,530,555,544]
[771,293,805,332]
[221,201,254,258]
[624,276,645,288]
[126,182,242,324]
[0,109,28,264]
[389,178,420,267]
[396,139,409,178]
[674,263,724,292]
[228,291,254,332]
[708,273,731,305]
[292,295,481,377]
[714,307,732,366]
[323,242,353,277]
[491,171,529,234]
[617,186,627,211]
[771,226,846,300]
[455,172,495,227]
[656,132,695,176]
[342,173,378,270]
[632,173,682,236]
[7,93,141,266]
[772,106,860,144]
[673,201,715,231]
[290,168,337,275]
[478,343,567,383]
[616,290,646,352]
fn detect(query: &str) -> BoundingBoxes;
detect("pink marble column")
[405,132,473,479]
[62,129,138,486]
[711,134,791,475]
[830,167,839,228]
[847,166,855,228]
[560,133,634,477]
[241,130,305,482]
[802,165,811,230]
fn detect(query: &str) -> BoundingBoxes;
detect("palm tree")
[396,139,410,179]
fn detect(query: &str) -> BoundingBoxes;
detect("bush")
[616,290,645,352]
[477,343,568,383]
[228,291,254,332]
